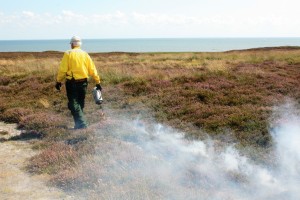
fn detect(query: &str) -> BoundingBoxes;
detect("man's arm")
[87,54,100,84]
[56,52,69,83]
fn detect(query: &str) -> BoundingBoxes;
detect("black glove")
[96,84,102,91]
[55,82,62,91]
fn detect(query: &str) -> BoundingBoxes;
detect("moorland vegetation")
[1,47,300,189]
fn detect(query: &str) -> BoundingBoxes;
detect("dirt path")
[0,122,73,200]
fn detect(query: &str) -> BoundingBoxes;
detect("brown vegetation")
[1,47,300,190]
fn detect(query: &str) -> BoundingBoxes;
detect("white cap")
[70,36,82,47]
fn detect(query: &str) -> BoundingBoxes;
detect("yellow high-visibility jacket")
[56,47,100,84]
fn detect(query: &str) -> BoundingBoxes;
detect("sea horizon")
[0,37,300,53]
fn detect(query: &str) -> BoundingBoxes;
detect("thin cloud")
[132,12,202,25]
[22,11,35,18]
[0,9,300,38]
[0,10,297,27]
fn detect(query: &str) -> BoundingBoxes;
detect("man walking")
[55,36,102,129]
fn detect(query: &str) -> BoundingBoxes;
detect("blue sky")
[0,0,299,39]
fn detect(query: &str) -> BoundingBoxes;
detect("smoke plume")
[74,102,300,200]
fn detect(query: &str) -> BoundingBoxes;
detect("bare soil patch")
[0,123,73,200]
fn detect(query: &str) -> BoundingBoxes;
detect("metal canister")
[93,87,103,105]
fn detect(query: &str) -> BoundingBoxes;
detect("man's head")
[70,36,82,48]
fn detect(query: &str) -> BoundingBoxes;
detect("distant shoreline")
[0,46,300,56]
[1,38,300,53]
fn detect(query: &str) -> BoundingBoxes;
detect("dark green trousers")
[66,80,88,129]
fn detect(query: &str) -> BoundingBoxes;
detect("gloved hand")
[96,84,102,91]
[55,82,62,91]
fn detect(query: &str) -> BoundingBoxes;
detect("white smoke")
[73,102,300,200]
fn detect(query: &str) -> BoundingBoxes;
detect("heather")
[1,47,300,192]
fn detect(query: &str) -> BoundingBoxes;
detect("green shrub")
[102,69,133,84]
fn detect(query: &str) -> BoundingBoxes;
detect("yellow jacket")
[56,47,100,83]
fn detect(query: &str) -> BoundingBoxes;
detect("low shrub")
[18,112,68,130]
[123,78,151,96]
[42,127,70,141]
[28,142,79,174]
[0,76,11,85]
[10,130,43,140]
[51,162,101,190]
[0,98,8,113]
[0,85,11,93]
[1,107,33,123]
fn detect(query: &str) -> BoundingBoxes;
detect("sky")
[0,0,300,39]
